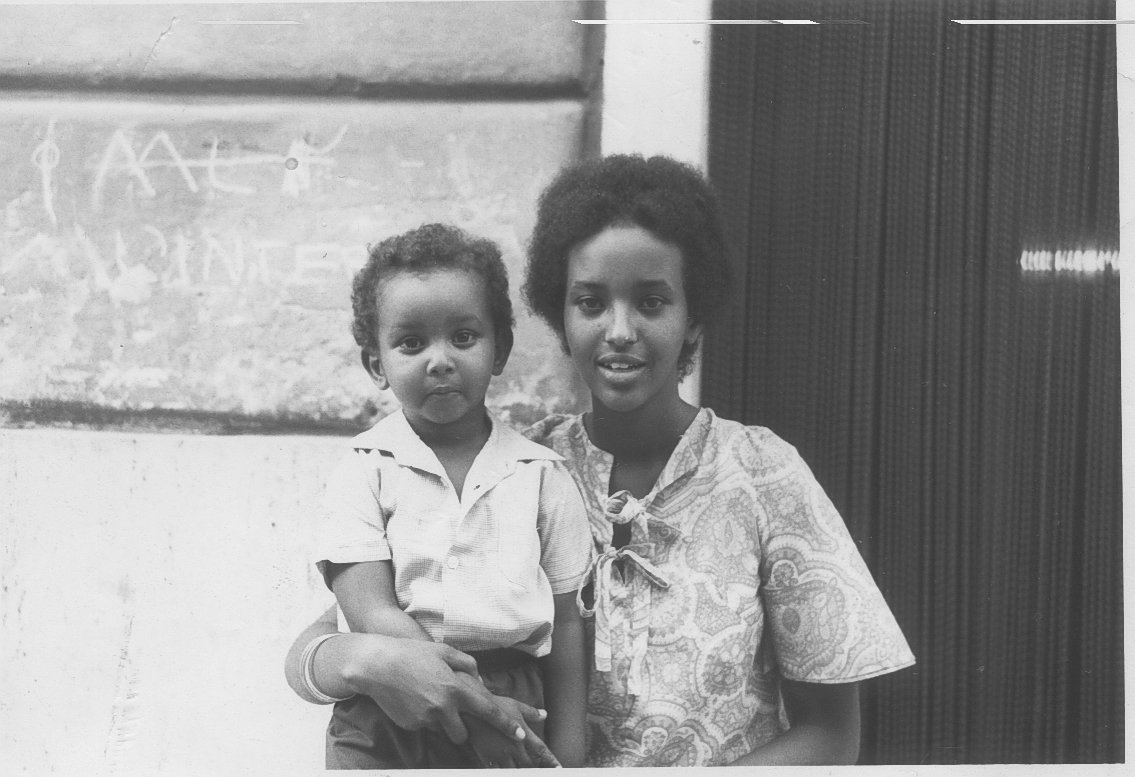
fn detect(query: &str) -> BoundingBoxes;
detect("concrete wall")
[2,429,342,774]
[1,3,600,772]
[0,1,598,429]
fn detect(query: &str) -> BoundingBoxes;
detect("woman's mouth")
[596,356,646,381]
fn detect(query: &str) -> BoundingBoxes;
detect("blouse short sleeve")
[751,431,915,683]
[313,449,394,588]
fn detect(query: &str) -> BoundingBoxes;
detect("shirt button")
[447,556,459,570]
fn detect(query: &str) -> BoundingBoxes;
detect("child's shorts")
[325,647,544,769]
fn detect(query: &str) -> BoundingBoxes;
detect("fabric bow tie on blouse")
[577,490,671,696]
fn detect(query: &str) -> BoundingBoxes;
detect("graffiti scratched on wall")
[0,100,583,426]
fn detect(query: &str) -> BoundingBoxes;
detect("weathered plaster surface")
[2,429,344,772]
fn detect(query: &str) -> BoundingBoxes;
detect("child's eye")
[452,330,479,347]
[575,296,604,313]
[640,296,667,311]
[396,337,423,353]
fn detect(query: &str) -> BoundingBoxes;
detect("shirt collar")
[350,409,561,476]
[489,415,564,463]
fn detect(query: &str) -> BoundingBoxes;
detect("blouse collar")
[568,406,715,506]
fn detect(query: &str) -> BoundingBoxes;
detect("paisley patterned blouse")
[525,408,915,767]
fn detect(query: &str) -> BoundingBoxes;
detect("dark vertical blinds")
[706,0,1121,763]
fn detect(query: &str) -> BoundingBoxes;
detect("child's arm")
[727,680,861,765]
[538,591,589,768]
[327,559,431,641]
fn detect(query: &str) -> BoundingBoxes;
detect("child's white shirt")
[315,409,594,656]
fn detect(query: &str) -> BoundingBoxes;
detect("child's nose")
[426,345,456,374]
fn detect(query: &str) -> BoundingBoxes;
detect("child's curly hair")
[351,223,515,355]
[523,154,732,376]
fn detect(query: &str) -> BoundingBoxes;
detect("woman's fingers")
[437,643,480,677]
[519,722,560,767]
[434,707,472,747]
[515,702,549,727]
[490,696,558,766]
[510,704,558,767]
[506,736,535,768]
[452,673,528,742]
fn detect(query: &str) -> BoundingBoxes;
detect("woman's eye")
[576,296,603,313]
[640,296,666,311]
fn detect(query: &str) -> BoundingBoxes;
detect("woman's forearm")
[728,721,859,765]
[284,606,343,702]
[728,680,861,766]
[284,609,551,755]
[311,631,368,699]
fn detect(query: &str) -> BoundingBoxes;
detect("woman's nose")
[604,306,638,346]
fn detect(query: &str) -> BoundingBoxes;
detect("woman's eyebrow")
[633,279,675,291]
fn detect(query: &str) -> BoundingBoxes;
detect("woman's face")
[563,224,702,415]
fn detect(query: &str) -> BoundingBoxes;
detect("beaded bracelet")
[300,632,353,704]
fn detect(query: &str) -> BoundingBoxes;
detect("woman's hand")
[464,713,538,768]
[331,632,552,750]
[464,696,560,768]
[285,608,552,758]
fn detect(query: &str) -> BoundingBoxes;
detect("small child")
[314,223,592,768]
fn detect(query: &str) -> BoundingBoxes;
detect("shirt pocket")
[494,469,542,589]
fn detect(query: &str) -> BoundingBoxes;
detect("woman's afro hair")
[523,154,732,375]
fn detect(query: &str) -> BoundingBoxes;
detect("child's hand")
[464,697,560,768]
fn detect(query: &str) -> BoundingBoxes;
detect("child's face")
[563,225,702,415]
[364,268,507,432]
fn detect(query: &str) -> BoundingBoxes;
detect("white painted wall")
[1,429,343,774]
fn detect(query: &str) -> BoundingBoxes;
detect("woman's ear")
[360,349,389,390]
[684,318,704,348]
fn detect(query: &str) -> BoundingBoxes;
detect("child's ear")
[360,349,389,390]
[491,331,514,376]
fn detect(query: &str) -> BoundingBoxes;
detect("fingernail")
[538,709,548,719]
[515,726,526,740]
